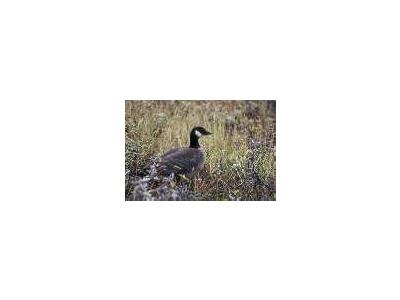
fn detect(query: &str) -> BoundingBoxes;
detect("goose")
[145,126,212,177]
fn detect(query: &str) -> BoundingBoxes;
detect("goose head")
[189,126,212,148]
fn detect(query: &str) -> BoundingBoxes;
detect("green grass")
[125,100,276,201]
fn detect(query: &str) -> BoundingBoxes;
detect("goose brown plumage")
[144,126,212,177]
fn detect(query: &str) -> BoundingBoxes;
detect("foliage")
[125,100,276,201]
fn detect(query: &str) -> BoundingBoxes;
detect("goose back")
[156,147,205,176]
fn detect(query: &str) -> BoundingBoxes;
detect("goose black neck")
[189,132,200,148]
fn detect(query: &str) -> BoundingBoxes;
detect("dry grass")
[125,100,276,201]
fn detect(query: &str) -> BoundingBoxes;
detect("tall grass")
[125,100,276,201]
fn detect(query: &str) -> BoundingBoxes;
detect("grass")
[125,100,276,201]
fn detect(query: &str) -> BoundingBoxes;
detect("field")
[125,100,276,201]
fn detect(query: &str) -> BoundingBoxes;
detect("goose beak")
[205,131,212,135]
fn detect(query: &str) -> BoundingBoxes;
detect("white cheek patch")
[195,130,202,137]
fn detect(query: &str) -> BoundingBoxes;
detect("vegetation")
[125,100,276,201]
